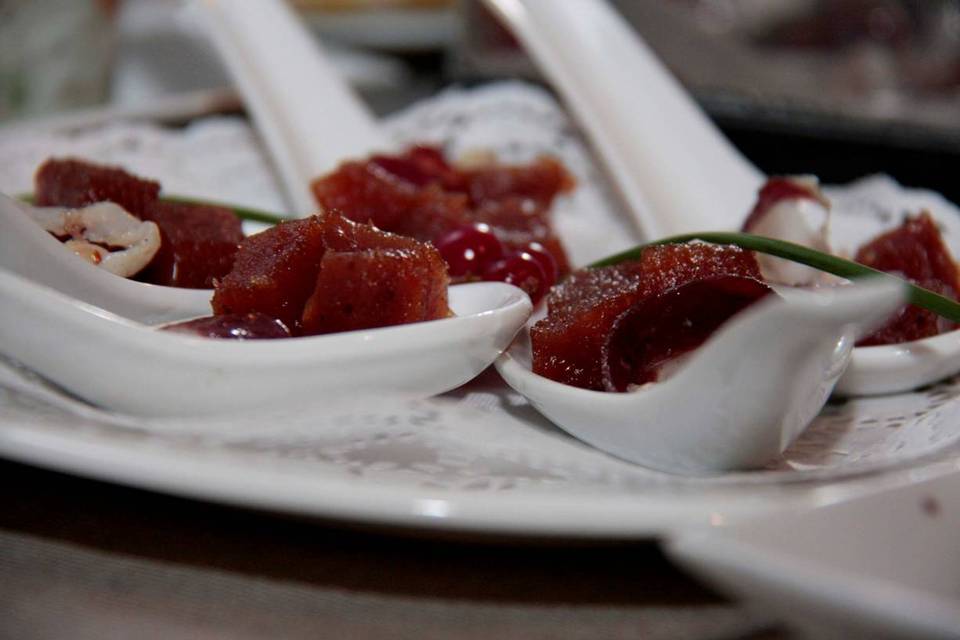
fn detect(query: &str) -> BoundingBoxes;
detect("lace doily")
[1,81,959,498]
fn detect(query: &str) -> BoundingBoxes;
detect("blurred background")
[2,0,958,199]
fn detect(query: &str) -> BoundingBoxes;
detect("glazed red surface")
[369,146,463,190]
[34,158,242,289]
[311,146,574,276]
[302,213,449,335]
[531,243,770,391]
[162,313,291,339]
[602,276,772,391]
[138,201,243,288]
[35,158,161,215]
[312,157,470,242]
[213,211,449,336]
[855,212,960,345]
[461,156,573,207]
[212,217,330,330]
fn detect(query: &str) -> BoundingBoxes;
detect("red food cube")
[302,249,449,334]
[311,149,574,279]
[532,243,768,390]
[34,157,160,216]
[855,212,960,345]
[404,145,466,191]
[319,206,423,253]
[213,212,450,336]
[368,145,464,190]
[212,217,328,330]
[461,155,575,207]
[532,262,647,390]
[312,160,470,242]
[34,158,244,288]
[602,276,773,390]
[301,213,449,334]
[138,200,243,289]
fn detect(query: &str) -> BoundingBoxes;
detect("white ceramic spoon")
[0,267,530,417]
[483,0,960,396]
[495,280,905,475]
[193,0,386,216]
[481,0,762,238]
[0,193,532,415]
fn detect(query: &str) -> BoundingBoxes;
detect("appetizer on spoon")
[485,0,960,395]
[2,164,536,415]
[495,221,960,474]
[497,277,905,475]
[0,268,530,417]
[1,183,535,416]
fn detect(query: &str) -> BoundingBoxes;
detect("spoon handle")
[482,0,764,239]
[195,0,386,216]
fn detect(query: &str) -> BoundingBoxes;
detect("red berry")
[434,223,504,277]
[483,251,549,303]
[520,241,558,286]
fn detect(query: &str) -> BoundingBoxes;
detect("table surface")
[0,457,790,639]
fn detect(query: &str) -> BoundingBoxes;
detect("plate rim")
[2,413,955,540]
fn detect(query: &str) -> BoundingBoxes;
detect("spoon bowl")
[495,280,905,474]
[0,268,531,417]
[838,333,960,396]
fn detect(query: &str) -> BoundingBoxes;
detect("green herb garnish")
[589,231,960,323]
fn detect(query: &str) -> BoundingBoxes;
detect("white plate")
[668,466,960,638]
[2,83,960,538]
[3,354,960,537]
